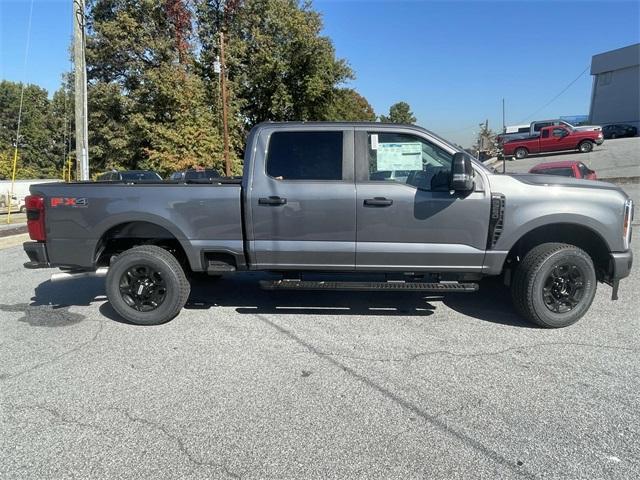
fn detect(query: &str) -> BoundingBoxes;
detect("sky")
[1,0,639,147]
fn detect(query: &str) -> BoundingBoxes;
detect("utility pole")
[73,0,89,180]
[219,32,231,177]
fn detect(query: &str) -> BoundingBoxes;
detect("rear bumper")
[610,250,633,280]
[23,241,50,269]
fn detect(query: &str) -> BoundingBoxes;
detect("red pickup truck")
[503,125,604,159]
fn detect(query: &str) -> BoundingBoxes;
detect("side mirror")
[450,152,475,192]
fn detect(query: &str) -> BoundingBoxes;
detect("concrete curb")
[0,225,27,239]
[0,233,29,250]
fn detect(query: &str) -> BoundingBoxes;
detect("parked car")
[169,169,221,182]
[503,125,604,159]
[529,160,597,180]
[97,170,162,182]
[602,124,637,139]
[23,121,633,329]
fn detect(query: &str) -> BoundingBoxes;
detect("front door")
[249,127,356,270]
[539,126,574,152]
[354,129,491,272]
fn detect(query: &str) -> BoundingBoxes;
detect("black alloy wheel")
[119,264,167,312]
[542,262,585,314]
[106,245,190,325]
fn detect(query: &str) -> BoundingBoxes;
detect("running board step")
[259,280,479,292]
[206,261,236,273]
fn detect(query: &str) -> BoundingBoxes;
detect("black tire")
[514,147,528,159]
[106,245,190,325]
[578,140,594,153]
[511,243,597,328]
[610,133,617,139]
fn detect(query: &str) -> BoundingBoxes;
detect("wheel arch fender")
[92,213,199,271]
[497,215,613,278]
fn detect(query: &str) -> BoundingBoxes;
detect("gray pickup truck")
[23,122,633,328]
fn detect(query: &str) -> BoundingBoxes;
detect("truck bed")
[29,181,245,272]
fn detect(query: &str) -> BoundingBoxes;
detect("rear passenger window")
[266,131,343,180]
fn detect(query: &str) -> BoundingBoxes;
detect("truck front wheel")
[514,147,528,159]
[511,243,597,328]
[106,245,190,325]
[578,141,594,153]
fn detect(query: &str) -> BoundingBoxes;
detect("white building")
[588,43,640,128]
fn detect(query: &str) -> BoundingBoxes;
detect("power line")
[520,65,590,122]
[7,0,35,224]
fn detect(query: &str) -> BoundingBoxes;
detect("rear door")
[354,128,491,272]
[536,128,553,152]
[248,127,356,270]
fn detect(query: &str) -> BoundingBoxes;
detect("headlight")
[623,199,633,249]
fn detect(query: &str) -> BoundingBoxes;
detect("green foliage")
[379,101,416,124]
[0,80,70,179]
[2,0,377,179]
[225,0,354,123]
[0,149,39,180]
[325,88,376,122]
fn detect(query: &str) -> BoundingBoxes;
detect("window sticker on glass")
[376,142,422,171]
[371,134,379,150]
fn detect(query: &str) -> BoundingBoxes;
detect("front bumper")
[610,250,633,280]
[608,250,633,300]
[595,138,604,145]
[23,241,50,269]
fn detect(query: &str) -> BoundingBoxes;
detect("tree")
[379,101,416,124]
[85,0,232,176]
[0,80,67,178]
[224,0,354,124]
[325,88,376,122]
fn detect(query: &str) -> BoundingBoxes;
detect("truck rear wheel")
[514,147,528,159]
[578,140,594,153]
[106,245,190,325]
[511,243,596,328]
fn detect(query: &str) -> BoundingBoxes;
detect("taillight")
[25,195,46,241]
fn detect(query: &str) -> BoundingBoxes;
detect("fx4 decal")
[50,197,88,207]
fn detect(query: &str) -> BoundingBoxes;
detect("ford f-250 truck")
[503,125,604,159]
[23,122,633,328]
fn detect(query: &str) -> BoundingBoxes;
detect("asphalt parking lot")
[1,238,639,479]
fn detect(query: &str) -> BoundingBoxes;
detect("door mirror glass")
[450,152,474,191]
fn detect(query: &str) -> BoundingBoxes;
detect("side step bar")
[207,260,236,273]
[259,280,479,292]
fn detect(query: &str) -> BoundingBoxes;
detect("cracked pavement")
[1,242,639,478]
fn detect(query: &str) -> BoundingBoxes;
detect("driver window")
[552,128,566,138]
[367,132,453,191]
